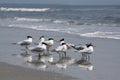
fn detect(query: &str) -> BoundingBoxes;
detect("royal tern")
[44,38,54,53]
[29,42,48,59]
[58,38,74,49]
[52,43,68,58]
[13,36,33,49]
[72,43,96,61]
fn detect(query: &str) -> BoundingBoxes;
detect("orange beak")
[47,45,52,48]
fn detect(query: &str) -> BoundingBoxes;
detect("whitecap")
[0,7,50,12]
[80,31,120,39]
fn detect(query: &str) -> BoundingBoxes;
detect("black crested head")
[60,38,64,41]
[27,36,32,38]
[39,36,44,39]
[48,38,54,40]
[62,43,66,45]
[86,43,93,47]
[42,42,47,45]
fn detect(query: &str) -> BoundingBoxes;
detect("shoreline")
[0,27,78,80]
[0,62,76,80]
[0,26,120,80]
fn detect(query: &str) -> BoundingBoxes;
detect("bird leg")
[81,53,87,60]
[47,48,50,54]
[38,53,41,60]
[64,52,66,57]
[25,45,28,49]
[87,54,90,61]
[59,52,62,59]
[81,53,84,60]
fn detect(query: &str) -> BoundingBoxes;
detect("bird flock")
[12,35,95,70]
[13,36,95,60]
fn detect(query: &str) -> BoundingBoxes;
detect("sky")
[0,0,120,5]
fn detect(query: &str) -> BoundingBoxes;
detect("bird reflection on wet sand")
[12,49,30,59]
[25,55,48,70]
[12,51,94,71]
[74,55,94,71]
[25,53,54,69]
[49,56,75,69]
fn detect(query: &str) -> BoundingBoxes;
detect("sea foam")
[80,31,120,39]
[0,7,50,12]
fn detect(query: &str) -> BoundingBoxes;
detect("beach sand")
[0,27,120,80]
[0,62,76,80]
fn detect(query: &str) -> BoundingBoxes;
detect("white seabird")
[13,36,33,49]
[52,43,68,58]
[59,38,65,45]
[44,38,54,46]
[29,42,48,59]
[34,36,45,45]
[58,38,74,49]
[44,38,54,53]
[39,36,45,44]
[72,43,96,61]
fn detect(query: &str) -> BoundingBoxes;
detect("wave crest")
[15,17,52,22]
[14,17,86,26]
[80,31,120,39]
[8,23,120,40]
[0,7,50,12]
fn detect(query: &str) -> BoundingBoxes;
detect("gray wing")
[20,41,31,46]
[72,45,84,50]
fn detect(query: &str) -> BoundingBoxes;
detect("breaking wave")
[80,31,120,39]
[15,17,52,22]
[14,17,86,25]
[0,7,50,12]
[8,23,120,40]
[1,5,120,40]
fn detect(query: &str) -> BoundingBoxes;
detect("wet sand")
[0,27,120,80]
[0,27,77,80]
[0,62,76,80]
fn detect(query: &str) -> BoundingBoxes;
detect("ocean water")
[0,4,120,80]
[0,4,120,39]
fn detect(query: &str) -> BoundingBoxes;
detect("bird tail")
[71,45,77,49]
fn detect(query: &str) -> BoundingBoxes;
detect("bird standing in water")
[29,42,48,60]
[72,43,96,61]
[13,36,33,49]
[44,38,54,54]
[53,43,68,58]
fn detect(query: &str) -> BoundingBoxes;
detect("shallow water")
[0,27,120,80]
[0,4,120,80]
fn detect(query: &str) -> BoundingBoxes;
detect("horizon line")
[0,3,120,6]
